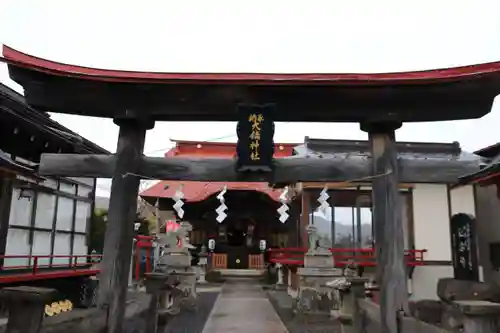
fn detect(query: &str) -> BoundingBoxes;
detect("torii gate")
[3,44,500,333]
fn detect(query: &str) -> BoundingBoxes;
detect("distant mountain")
[95,196,110,210]
[311,214,372,244]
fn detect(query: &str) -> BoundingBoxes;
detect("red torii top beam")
[3,44,500,122]
[2,45,500,85]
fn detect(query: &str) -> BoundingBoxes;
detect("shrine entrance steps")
[216,268,265,278]
[201,278,288,333]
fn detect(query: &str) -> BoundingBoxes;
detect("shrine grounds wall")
[413,184,452,261]
[409,184,476,300]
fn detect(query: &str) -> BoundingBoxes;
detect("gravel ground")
[162,290,220,333]
[121,313,147,333]
[266,289,343,333]
[104,287,220,333]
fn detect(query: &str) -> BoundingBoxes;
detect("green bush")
[205,270,225,283]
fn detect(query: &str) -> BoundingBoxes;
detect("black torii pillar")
[98,118,155,333]
[361,122,409,333]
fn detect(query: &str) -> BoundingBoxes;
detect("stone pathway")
[201,278,288,333]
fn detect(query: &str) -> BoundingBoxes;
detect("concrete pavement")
[201,278,288,333]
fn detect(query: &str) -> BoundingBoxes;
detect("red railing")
[0,254,102,273]
[0,254,102,284]
[267,247,427,267]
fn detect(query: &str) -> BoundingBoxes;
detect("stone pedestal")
[0,286,58,333]
[295,252,343,317]
[332,277,369,323]
[144,272,173,333]
[154,221,197,313]
[288,266,299,298]
[197,265,207,284]
[276,263,284,285]
[198,246,208,284]
[455,300,500,333]
[159,251,197,311]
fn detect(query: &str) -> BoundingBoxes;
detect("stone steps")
[215,269,265,278]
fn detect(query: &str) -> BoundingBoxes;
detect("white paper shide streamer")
[317,185,330,215]
[172,185,185,219]
[277,186,290,223]
[216,185,228,223]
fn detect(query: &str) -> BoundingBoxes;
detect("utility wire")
[145,133,237,155]
[144,122,292,155]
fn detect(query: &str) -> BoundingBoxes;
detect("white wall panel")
[410,265,454,300]
[413,184,451,261]
[73,235,88,264]
[34,193,56,229]
[75,202,91,233]
[31,231,52,267]
[53,233,71,265]
[77,186,93,198]
[450,185,475,216]
[4,229,30,268]
[56,197,74,231]
[59,182,76,195]
[9,189,33,227]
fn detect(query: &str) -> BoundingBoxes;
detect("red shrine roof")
[140,140,298,202]
[3,44,500,85]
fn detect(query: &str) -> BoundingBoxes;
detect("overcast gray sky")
[1,0,500,196]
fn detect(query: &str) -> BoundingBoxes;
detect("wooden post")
[99,118,154,333]
[355,190,362,248]
[330,193,336,246]
[0,177,13,267]
[361,122,409,333]
[300,190,311,248]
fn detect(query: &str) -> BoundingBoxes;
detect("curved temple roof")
[3,45,500,122]
[140,140,296,202]
[3,45,500,85]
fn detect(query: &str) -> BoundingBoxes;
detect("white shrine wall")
[4,177,95,269]
[410,183,477,301]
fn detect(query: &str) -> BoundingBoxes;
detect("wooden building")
[141,137,484,301]
[0,83,108,283]
[140,140,300,269]
[458,143,500,285]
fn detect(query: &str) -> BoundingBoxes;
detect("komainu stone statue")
[155,221,198,312]
[316,235,332,255]
[295,223,343,318]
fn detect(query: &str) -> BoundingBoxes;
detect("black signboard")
[450,213,479,281]
[236,104,275,172]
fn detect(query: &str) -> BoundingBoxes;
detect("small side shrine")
[140,140,298,270]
